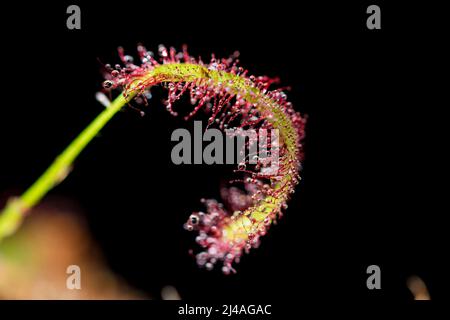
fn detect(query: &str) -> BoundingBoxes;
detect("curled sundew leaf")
[103,45,306,274]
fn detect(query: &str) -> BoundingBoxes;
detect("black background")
[0,0,448,303]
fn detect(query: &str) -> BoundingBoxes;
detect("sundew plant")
[0,45,306,274]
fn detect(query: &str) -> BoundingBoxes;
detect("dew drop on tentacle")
[124,55,134,64]
[102,80,114,89]
[158,44,168,59]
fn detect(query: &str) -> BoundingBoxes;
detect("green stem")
[0,93,130,242]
